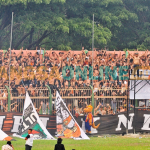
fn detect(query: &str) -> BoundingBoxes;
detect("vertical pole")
[135,99,138,107]
[134,79,136,134]
[5,86,10,112]
[126,70,130,134]
[39,106,42,114]
[91,14,94,115]
[90,85,94,115]
[92,14,94,87]
[9,12,14,90]
[43,48,45,63]
[46,85,52,115]
[49,88,52,115]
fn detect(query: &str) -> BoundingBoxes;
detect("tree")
[0,0,150,50]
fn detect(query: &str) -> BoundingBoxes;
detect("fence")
[53,87,92,115]
[10,86,50,114]
[0,85,136,116]
[0,86,50,114]
[54,87,130,116]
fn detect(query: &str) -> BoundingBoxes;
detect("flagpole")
[92,14,94,87]
[9,12,14,89]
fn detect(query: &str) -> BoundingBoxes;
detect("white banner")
[0,129,13,141]
[13,92,55,140]
[56,91,89,140]
[130,80,150,99]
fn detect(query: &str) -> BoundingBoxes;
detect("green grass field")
[0,136,150,150]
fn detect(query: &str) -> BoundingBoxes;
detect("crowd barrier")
[10,87,50,114]
[0,86,138,116]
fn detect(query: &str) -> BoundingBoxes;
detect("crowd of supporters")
[0,48,149,115]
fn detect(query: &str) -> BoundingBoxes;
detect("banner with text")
[13,92,55,140]
[1,109,150,135]
[56,91,89,139]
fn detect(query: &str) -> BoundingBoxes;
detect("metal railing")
[50,87,129,116]
[0,86,137,116]
[10,87,50,114]
[52,87,92,115]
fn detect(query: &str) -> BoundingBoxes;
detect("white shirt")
[2,145,13,150]
[25,134,34,146]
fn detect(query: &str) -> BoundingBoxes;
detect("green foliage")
[0,0,65,5]
[0,0,150,50]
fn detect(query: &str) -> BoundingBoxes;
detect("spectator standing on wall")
[128,50,147,77]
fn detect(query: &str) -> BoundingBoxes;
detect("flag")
[84,49,88,54]
[56,91,90,140]
[13,91,55,140]
[0,129,13,141]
